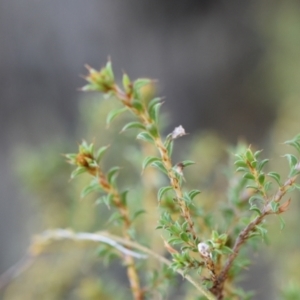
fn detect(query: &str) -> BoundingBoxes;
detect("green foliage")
[9,61,300,300]
[65,61,300,299]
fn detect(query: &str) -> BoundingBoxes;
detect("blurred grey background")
[1,0,299,299]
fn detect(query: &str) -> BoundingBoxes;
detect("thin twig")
[0,254,34,290]
[38,229,148,259]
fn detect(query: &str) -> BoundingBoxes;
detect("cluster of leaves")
[65,61,300,300]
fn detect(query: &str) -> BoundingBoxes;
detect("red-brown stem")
[212,175,298,299]
[211,212,266,298]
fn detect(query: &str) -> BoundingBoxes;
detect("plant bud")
[171,125,187,139]
[198,242,211,258]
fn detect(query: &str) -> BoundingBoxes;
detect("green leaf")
[285,135,300,153]
[188,189,201,200]
[149,102,163,124]
[132,209,146,221]
[235,154,244,160]
[236,167,248,173]
[105,61,114,81]
[181,221,188,232]
[219,233,228,243]
[181,160,196,167]
[234,160,248,168]
[250,160,257,168]
[212,230,219,240]
[142,156,161,171]
[249,205,261,215]
[220,246,234,255]
[107,211,123,225]
[165,138,174,157]
[136,131,155,144]
[120,189,129,205]
[293,183,300,190]
[65,153,77,161]
[107,166,121,185]
[248,195,264,207]
[270,201,279,213]
[95,195,114,209]
[146,124,159,138]
[180,232,189,243]
[122,73,131,92]
[243,173,255,180]
[88,143,95,153]
[80,140,89,152]
[151,161,168,175]
[131,99,144,112]
[96,145,110,162]
[264,181,273,191]
[121,121,146,133]
[183,192,192,205]
[284,154,298,169]
[278,215,286,230]
[70,167,86,179]
[106,107,127,126]
[81,180,102,198]
[245,149,255,163]
[157,186,173,201]
[133,78,151,91]
[257,159,269,172]
[258,173,265,185]
[268,172,281,185]
[148,97,162,112]
[168,237,183,245]
[255,224,267,240]
[254,149,263,159]
[246,184,259,190]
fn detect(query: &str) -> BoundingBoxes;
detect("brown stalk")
[92,165,143,300]
[211,175,297,299]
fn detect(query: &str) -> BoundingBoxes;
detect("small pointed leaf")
[181,160,196,168]
[70,167,86,179]
[81,181,102,198]
[249,205,261,215]
[120,190,129,206]
[234,160,248,168]
[258,159,269,172]
[165,138,174,157]
[243,173,255,180]
[254,149,263,159]
[106,107,127,126]
[122,73,131,91]
[149,102,163,124]
[107,211,123,225]
[142,156,161,171]
[152,161,168,175]
[107,166,121,184]
[157,186,173,201]
[258,173,265,185]
[132,209,146,221]
[268,172,281,185]
[188,189,201,200]
[279,215,286,230]
[137,131,155,144]
[148,97,162,112]
[96,145,110,162]
[121,122,146,133]
[133,78,151,91]
[284,154,298,169]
